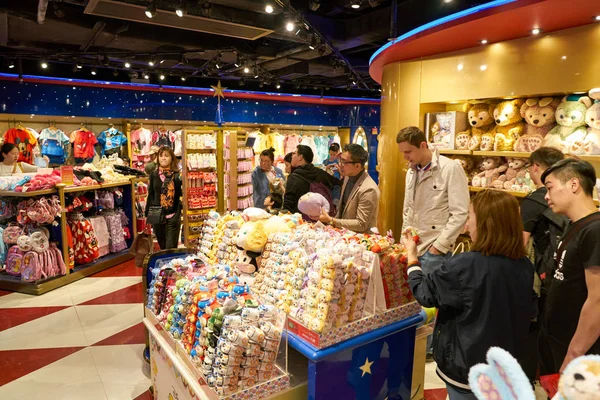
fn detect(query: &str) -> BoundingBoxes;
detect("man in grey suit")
[319,144,380,233]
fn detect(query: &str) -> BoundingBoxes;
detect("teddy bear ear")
[589,88,600,102]
[513,99,525,108]
[463,102,475,113]
[525,98,539,107]
[538,97,554,107]
[579,96,593,109]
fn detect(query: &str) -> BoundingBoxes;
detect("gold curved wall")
[378,23,600,238]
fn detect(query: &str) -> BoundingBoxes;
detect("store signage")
[371,127,379,136]
[60,166,74,185]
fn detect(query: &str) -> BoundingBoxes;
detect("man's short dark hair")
[396,126,426,147]
[541,158,596,197]
[530,147,565,169]
[284,152,293,163]
[268,192,283,209]
[343,143,369,166]
[296,144,314,164]
[329,143,340,153]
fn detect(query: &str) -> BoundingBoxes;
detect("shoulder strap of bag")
[12,162,23,174]
[556,212,600,261]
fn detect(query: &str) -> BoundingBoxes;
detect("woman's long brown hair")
[471,190,527,259]
[157,146,180,172]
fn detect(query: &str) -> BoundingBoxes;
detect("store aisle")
[0,260,150,400]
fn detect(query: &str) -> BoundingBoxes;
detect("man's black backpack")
[526,194,569,294]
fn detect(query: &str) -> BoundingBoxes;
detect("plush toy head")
[453,156,474,172]
[236,221,268,253]
[465,102,496,128]
[557,355,600,400]
[298,192,330,221]
[481,157,501,171]
[555,95,592,128]
[520,97,560,128]
[586,89,600,131]
[469,347,535,400]
[494,100,525,126]
[507,157,528,171]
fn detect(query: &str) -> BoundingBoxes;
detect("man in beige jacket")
[397,126,469,267]
[319,144,380,233]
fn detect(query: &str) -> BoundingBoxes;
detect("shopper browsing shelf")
[282,145,341,214]
[518,147,568,380]
[252,147,285,209]
[319,144,380,233]
[402,190,534,400]
[144,145,160,176]
[0,143,48,176]
[397,126,469,267]
[538,159,600,374]
[145,146,182,250]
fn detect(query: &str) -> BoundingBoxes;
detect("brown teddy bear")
[515,97,560,152]
[492,99,525,151]
[472,157,507,188]
[455,102,497,151]
[480,130,496,151]
[451,155,476,184]
[492,157,530,190]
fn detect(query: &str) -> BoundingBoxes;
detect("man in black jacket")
[282,145,341,213]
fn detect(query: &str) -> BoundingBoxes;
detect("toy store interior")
[1,0,600,400]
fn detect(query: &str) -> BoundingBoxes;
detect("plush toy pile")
[146,256,285,397]
[198,211,245,265]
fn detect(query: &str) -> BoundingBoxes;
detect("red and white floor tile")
[0,260,151,400]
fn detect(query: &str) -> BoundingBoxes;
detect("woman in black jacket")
[402,190,534,400]
[145,146,182,250]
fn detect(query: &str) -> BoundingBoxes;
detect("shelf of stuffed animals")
[472,150,531,158]
[438,149,473,156]
[0,188,57,197]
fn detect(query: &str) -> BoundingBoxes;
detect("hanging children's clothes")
[173,130,184,157]
[283,135,300,155]
[314,135,330,166]
[97,127,127,156]
[152,129,175,149]
[269,132,285,159]
[3,127,38,164]
[130,127,153,157]
[299,135,318,162]
[39,127,70,164]
[70,129,98,160]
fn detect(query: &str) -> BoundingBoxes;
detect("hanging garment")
[284,135,300,155]
[270,132,286,159]
[97,127,127,156]
[173,130,183,157]
[70,129,98,159]
[314,135,330,166]
[299,135,318,160]
[130,127,153,156]
[3,127,38,164]
[89,216,110,257]
[39,127,70,164]
[104,213,127,253]
[152,130,175,149]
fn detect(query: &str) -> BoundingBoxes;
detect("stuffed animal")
[492,158,529,190]
[462,102,497,151]
[298,192,330,221]
[480,130,496,152]
[455,130,471,150]
[492,100,525,152]
[469,347,600,400]
[581,88,600,154]
[544,95,592,153]
[451,156,476,184]
[515,97,560,152]
[236,221,267,253]
[471,157,507,188]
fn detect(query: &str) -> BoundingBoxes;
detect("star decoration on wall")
[211,81,226,99]
[359,357,374,377]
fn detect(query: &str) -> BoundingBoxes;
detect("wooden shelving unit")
[224,129,252,211]
[439,149,473,155]
[468,186,528,198]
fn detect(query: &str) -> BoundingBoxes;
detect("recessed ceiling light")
[265,4,274,13]
[159,74,165,80]
[145,1,157,18]
[286,21,295,32]
[76,63,83,69]
[351,1,361,9]
[480,64,488,71]
[531,28,541,35]
[124,62,131,68]
[276,83,281,89]
[181,76,186,81]
[91,68,97,75]
[243,66,250,74]
[41,61,48,69]
[561,55,567,60]
[457,63,464,71]
[8,60,15,69]
[595,15,600,21]
[480,39,488,44]
[144,73,150,79]
[175,1,185,17]
[148,60,155,67]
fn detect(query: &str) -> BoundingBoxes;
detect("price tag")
[60,166,74,185]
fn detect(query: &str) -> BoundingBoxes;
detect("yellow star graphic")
[210,80,226,99]
[359,357,374,377]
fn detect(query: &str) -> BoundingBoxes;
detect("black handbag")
[147,206,165,225]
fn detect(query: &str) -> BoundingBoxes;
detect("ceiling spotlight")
[286,21,295,32]
[175,0,186,17]
[480,64,488,71]
[254,71,259,79]
[243,66,250,74]
[457,63,464,71]
[265,4,274,13]
[145,0,157,18]
[76,63,83,69]
[40,60,48,69]
[276,83,281,89]
[144,73,150,79]
[561,55,567,60]
[350,0,360,9]
[308,35,318,50]
[124,61,131,68]
[91,67,97,75]
[181,75,187,81]
[148,58,155,67]
[595,15,600,21]
[159,74,165,80]
[480,39,488,44]
[531,28,541,35]
[7,60,15,69]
